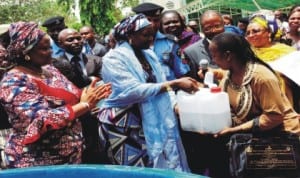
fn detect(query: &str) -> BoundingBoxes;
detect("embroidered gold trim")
[223,62,257,126]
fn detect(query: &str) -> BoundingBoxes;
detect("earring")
[128,38,132,44]
[24,55,31,61]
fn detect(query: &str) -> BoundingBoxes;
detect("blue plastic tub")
[0,164,207,178]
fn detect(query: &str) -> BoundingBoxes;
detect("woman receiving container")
[98,14,199,171]
[209,32,300,136]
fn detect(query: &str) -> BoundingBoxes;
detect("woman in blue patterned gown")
[98,14,199,172]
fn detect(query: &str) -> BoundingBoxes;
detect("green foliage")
[57,0,121,36]
[0,0,70,25]
[69,22,84,31]
[56,0,72,11]
[119,0,139,8]
[0,0,125,36]
[79,0,120,36]
[186,0,194,4]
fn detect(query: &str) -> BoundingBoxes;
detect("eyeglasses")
[202,24,224,32]
[245,29,265,37]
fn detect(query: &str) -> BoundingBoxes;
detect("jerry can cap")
[210,86,222,93]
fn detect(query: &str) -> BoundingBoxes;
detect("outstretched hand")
[214,126,240,138]
[80,79,112,108]
[175,77,200,94]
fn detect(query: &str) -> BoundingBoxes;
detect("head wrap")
[250,10,279,33]
[249,13,280,40]
[250,16,268,29]
[7,21,46,61]
[113,14,151,42]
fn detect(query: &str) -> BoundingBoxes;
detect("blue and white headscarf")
[113,14,151,41]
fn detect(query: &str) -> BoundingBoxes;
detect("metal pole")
[252,0,262,10]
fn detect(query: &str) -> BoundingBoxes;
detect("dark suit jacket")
[184,38,218,81]
[53,53,102,88]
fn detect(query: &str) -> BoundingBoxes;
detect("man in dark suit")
[80,26,108,57]
[184,10,225,81]
[54,28,102,88]
[53,28,105,164]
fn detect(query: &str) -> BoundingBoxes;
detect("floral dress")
[0,65,83,168]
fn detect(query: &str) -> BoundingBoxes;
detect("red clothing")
[0,65,83,168]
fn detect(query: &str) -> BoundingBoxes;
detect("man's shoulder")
[184,39,204,52]
[52,57,73,75]
[85,53,101,60]
[95,41,105,47]
[93,42,108,56]
[84,54,102,65]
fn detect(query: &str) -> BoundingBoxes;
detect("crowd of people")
[0,2,299,178]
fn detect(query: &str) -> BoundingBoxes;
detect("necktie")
[70,55,91,88]
[71,55,83,75]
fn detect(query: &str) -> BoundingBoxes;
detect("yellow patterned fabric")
[252,42,295,62]
[252,42,296,105]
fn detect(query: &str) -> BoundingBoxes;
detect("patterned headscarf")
[7,21,46,62]
[249,15,280,40]
[113,14,151,41]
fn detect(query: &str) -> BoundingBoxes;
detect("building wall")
[139,0,185,10]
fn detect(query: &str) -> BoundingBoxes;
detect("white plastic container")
[177,87,232,134]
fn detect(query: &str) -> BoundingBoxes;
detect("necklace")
[227,62,252,91]
[227,72,244,91]
[228,79,242,91]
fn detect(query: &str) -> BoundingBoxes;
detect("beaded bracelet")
[81,102,90,110]
[166,84,173,91]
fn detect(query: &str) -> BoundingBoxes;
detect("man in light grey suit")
[184,10,225,82]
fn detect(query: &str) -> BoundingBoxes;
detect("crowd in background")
[0,2,300,178]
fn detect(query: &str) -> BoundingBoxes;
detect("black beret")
[42,16,65,27]
[132,3,164,17]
